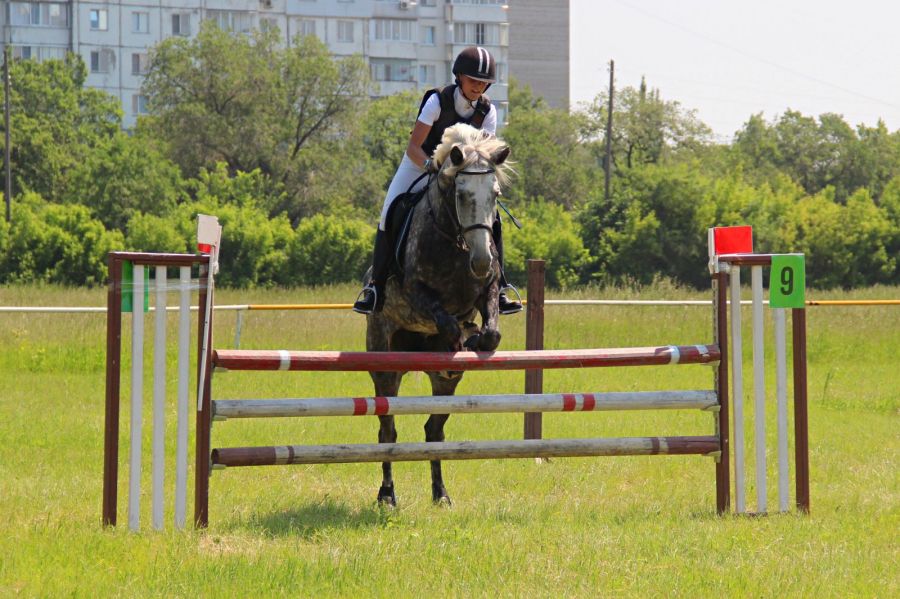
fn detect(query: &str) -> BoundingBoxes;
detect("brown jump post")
[714,270,731,515]
[194,262,213,528]
[102,255,123,527]
[524,259,545,440]
[792,308,810,513]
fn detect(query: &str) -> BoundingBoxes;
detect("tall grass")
[0,282,897,597]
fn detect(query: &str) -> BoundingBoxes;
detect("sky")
[569,0,900,141]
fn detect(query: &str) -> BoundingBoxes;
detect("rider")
[353,45,523,316]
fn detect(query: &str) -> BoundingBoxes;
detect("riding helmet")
[452,46,497,84]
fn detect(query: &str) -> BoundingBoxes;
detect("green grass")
[0,282,897,597]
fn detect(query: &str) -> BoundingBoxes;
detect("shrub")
[287,214,376,285]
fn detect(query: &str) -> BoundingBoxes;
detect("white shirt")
[417,87,498,135]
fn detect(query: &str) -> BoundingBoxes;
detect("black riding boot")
[493,217,523,315]
[353,230,391,314]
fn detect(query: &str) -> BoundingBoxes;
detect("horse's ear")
[450,145,465,166]
[491,146,510,166]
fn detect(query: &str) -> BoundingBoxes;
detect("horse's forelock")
[434,124,512,186]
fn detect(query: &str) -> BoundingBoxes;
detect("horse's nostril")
[470,256,492,278]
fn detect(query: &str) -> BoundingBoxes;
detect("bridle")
[429,166,497,251]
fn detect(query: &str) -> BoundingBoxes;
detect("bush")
[287,214,376,285]
[0,193,123,285]
[503,199,591,289]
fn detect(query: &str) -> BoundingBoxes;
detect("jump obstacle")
[102,238,810,530]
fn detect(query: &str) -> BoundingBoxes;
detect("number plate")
[769,254,806,309]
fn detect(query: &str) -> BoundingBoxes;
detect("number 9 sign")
[769,254,806,308]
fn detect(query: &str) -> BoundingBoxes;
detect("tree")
[142,23,371,222]
[586,77,713,170]
[2,54,122,204]
[60,131,187,231]
[502,79,595,209]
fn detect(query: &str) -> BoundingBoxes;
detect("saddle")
[384,174,430,277]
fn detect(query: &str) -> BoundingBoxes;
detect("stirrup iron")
[352,284,378,315]
[499,284,523,315]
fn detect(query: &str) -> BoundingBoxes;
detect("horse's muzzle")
[469,254,493,279]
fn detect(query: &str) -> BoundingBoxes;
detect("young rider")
[353,46,522,316]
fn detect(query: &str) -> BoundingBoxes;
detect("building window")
[172,14,191,36]
[418,64,435,86]
[337,21,354,43]
[131,53,149,75]
[11,2,68,27]
[370,59,413,82]
[208,10,253,34]
[90,50,113,74]
[421,26,435,45]
[454,22,498,45]
[42,46,66,60]
[132,12,150,34]
[260,18,278,33]
[13,46,32,60]
[89,8,107,31]
[298,19,316,38]
[132,95,149,115]
[374,19,413,42]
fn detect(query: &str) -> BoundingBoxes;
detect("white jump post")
[152,266,167,530]
[751,264,767,513]
[729,264,746,513]
[127,264,144,532]
[175,266,192,528]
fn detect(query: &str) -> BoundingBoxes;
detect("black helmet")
[452,46,497,83]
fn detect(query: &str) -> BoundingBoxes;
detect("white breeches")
[378,154,429,231]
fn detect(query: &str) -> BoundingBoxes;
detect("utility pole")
[4,45,10,223]
[604,59,614,203]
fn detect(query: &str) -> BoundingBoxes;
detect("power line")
[610,0,900,111]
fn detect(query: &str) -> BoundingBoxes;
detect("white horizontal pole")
[213,390,718,419]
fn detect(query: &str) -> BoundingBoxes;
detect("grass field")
[0,281,897,597]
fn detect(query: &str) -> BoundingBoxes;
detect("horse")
[366,123,513,506]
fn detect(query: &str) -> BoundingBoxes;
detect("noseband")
[430,167,496,251]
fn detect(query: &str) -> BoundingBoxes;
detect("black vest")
[418,85,491,157]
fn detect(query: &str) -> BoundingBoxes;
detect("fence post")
[524,259,545,440]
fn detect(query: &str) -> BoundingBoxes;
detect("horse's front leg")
[464,278,502,352]
[425,373,461,506]
[411,282,462,350]
[371,372,401,506]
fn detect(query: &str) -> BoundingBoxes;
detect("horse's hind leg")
[426,373,462,506]
[377,414,398,506]
[372,372,401,506]
[424,414,451,505]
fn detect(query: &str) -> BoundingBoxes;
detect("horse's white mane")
[433,123,513,187]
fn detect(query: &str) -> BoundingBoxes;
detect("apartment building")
[2,0,510,127]
[508,0,568,109]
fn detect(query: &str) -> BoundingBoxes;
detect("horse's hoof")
[377,485,397,507]
[433,495,453,508]
[463,334,481,351]
[478,329,501,352]
[432,483,452,507]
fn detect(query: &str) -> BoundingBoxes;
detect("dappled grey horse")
[365,123,512,506]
